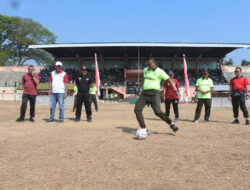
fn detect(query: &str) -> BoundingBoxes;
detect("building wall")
[0,87,23,101]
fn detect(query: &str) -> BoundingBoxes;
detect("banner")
[94,53,101,96]
[183,54,190,97]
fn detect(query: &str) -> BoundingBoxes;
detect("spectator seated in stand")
[35,66,227,88]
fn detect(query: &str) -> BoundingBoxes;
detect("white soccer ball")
[136,128,148,140]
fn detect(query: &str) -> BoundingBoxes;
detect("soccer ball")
[136,128,148,140]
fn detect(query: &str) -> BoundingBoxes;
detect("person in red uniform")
[163,70,180,121]
[228,67,250,125]
[16,65,39,122]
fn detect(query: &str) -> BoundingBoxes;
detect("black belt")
[142,90,159,96]
[78,92,89,94]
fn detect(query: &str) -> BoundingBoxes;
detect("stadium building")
[29,42,250,103]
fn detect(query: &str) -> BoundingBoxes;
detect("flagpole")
[137,47,140,87]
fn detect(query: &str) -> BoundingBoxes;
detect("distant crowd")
[38,66,125,87]
[173,68,227,86]
[1,66,227,88]
[38,67,227,86]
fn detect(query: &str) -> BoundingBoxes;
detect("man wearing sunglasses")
[228,67,249,125]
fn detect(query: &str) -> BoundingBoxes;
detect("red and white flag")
[183,54,190,97]
[94,53,101,96]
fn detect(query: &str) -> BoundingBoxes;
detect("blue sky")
[0,0,250,65]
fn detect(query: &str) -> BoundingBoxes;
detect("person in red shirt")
[228,67,249,125]
[163,70,180,121]
[16,65,39,122]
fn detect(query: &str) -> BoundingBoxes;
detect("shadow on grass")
[180,119,229,124]
[42,118,61,123]
[116,126,175,136]
[179,119,195,123]
[66,118,77,121]
[42,118,51,122]
[144,118,161,121]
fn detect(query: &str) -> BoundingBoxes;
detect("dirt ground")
[0,101,249,190]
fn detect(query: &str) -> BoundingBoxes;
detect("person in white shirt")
[47,61,69,122]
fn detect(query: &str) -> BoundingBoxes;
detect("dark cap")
[168,70,174,75]
[81,66,87,70]
[202,69,209,73]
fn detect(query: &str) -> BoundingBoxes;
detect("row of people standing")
[16,62,98,123]
[134,58,249,137]
[16,61,250,127]
[162,67,249,125]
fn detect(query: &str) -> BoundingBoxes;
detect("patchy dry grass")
[0,101,249,190]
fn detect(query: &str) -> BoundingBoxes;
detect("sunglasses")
[235,70,240,73]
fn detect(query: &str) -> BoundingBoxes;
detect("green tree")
[241,59,250,66]
[0,14,14,65]
[0,14,57,66]
[223,58,234,65]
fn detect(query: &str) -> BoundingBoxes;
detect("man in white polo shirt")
[47,61,69,122]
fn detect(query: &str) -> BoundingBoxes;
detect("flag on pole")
[183,54,190,97]
[94,53,101,96]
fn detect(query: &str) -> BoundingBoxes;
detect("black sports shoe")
[16,118,24,122]
[29,118,35,122]
[170,123,179,133]
[75,117,80,122]
[87,118,92,122]
[232,119,240,124]
[204,120,209,123]
[245,120,249,125]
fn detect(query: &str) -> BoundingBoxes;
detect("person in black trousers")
[134,58,179,134]
[163,70,180,121]
[89,83,98,112]
[194,70,214,123]
[228,67,250,125]
[75,66,93,122]
[16,65,39,122]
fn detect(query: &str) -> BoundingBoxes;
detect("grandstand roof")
[29,42,250,59]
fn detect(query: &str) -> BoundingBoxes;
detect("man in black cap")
[194,69,214,123]
[75,66,93,122]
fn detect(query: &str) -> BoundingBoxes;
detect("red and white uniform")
[164,78,180,99]
[49,70,69,93]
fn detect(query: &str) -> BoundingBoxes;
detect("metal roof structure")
[29,42,250,59]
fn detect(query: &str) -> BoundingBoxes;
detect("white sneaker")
[194,120,198,123]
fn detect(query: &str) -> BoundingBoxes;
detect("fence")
[0,92,23,101]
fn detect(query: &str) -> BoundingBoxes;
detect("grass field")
[0,101,249,190]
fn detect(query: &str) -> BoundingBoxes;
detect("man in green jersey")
[134,58,179,134]
[72,84,78,112]
[89,83,98,112]
[194,70,214,123]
